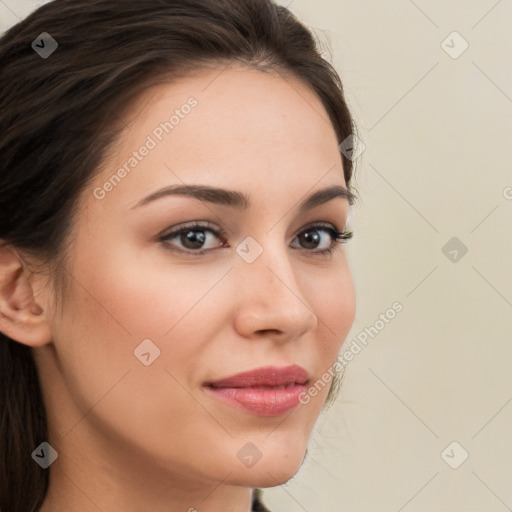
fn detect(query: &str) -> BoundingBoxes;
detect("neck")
[37,426,254,512]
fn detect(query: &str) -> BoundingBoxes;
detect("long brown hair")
[0,1,358,510]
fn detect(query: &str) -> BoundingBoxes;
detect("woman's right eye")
[160,222,229,255]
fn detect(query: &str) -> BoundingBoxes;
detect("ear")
[0,244,53,347]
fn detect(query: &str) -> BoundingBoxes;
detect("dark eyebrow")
[131,184,356,210]
[299,185,356,210]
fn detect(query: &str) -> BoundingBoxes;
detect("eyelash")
[160,221,354,257]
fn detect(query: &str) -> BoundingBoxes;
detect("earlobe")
[0,244,53,347]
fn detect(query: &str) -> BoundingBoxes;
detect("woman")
[0,0,359,510]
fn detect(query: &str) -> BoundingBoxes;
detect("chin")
[229,465,300,489]
[255,463,302,487]
[227,446,307,488]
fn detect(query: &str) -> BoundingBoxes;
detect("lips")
[202,364,310,417]
[203,364,310,389]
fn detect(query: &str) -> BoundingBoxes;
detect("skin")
[0,64,356,512]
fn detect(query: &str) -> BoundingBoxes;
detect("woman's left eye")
[160,221,353,256]
[290,224,352,254]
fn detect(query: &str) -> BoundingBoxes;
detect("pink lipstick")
[203,364,309,417]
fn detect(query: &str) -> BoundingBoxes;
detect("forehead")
[88,64,345,210]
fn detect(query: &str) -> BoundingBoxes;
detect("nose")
[232,245,318,342]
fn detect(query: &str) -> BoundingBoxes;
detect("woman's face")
[34,64,356,503]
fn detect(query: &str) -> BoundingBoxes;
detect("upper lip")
[204,364,310,388]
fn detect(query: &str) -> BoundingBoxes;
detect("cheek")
[57,236,230,390]
[309,262,356,357]
[69,231,226,334]
[52,240,232,463]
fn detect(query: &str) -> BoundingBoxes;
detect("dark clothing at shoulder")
[252,488,272,512]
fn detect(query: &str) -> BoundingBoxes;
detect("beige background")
[2,1,511,511]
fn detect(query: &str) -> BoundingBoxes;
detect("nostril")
[255,329,281,336]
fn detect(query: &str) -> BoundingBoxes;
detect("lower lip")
[203,384,307,417]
